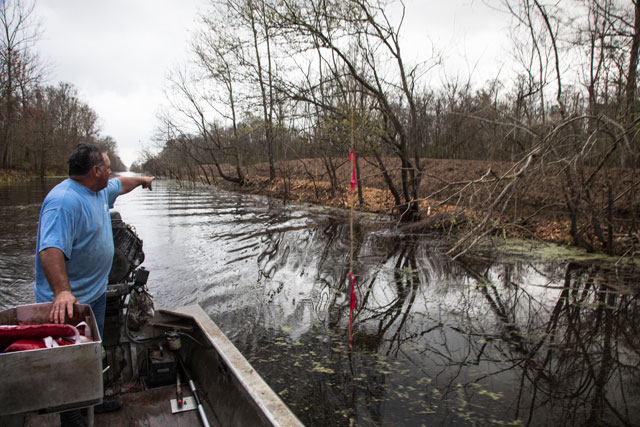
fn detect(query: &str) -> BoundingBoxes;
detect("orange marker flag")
[349,150,356,191]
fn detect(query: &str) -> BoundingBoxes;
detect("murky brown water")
[1,176,639,426]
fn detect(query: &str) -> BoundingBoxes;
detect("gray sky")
[34,0,509,168]
[36,0,205,167]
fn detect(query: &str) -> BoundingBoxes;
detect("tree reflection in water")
[457,259,640,426]
[213,215,640,427]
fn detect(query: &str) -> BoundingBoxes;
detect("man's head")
[68,144,111,191]
[68,144,105,175]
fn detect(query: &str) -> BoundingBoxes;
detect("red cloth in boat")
[0,323,77,348]
[4,338,47,352]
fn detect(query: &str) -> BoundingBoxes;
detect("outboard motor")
[103,212,156,390]
[104,212,154,345]
[109,211,145,284]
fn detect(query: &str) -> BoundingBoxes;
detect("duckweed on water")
[491,238,640,266]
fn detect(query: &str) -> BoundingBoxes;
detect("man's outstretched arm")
[118,176,155,195]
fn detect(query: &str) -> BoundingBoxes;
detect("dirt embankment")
[204,157,639,256]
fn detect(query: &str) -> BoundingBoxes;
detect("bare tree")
[25,83,99,177]
[164,65,246,185]
[0,0,42,169]
[270,0,438,220]
[210,0,281,181]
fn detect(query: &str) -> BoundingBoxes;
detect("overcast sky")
[34,0,509,168]
[36,0,205,167]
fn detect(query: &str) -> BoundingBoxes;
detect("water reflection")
[0,178,638,426]
[0,178,61,308]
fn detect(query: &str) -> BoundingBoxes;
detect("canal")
[1,176,639,426]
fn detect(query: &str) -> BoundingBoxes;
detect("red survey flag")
[349,150,356,191]
[349,272,357,311]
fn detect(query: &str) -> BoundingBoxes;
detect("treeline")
[143,0,640,255]
[1,0,125,177]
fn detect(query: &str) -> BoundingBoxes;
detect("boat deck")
[4,305,303,427]
[24,385,218,427]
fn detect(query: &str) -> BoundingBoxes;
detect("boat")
[0,212,303,427]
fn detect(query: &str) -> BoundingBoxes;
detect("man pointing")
[34,143,154,338]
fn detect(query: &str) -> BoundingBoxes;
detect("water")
[1,177,639,426]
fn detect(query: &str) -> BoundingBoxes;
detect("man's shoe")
[94,395,121,413]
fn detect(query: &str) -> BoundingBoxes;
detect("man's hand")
[119,176,155,195]
[51,290,78,324]
[142,176,154,191]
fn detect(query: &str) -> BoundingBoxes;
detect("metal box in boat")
[0,303,103,415]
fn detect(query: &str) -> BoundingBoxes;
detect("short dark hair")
[68,144,105,176]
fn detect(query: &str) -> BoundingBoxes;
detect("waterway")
[1,176,639,426]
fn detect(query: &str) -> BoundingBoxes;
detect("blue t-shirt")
[34,178,122,304]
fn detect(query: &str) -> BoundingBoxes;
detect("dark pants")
[88,292,106,339]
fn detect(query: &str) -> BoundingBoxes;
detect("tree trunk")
[623,1,640,168]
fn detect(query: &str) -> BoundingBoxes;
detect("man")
[34,144,153,426]
[34,143,154,336]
